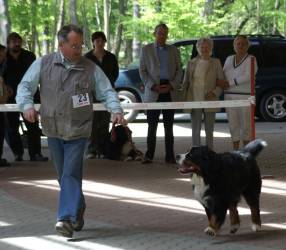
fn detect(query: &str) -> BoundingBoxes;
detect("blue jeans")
[48,137,87,222]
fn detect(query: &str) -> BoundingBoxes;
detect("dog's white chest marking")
[191,174,209,206]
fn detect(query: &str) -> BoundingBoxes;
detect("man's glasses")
[69,44,85,50]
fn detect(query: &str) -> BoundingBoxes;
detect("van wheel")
[259,90,286,122]
[118,90,139,122]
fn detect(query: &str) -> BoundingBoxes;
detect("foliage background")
[0,0,285,67]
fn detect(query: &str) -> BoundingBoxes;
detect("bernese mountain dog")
[176,139,267,236]
[105,125,143,161]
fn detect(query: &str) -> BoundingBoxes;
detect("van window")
[248,42,262,67]
[262,42,286,67]
[213,40,234,65]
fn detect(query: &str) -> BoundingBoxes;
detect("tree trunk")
[69,0,78,24]
[203,0,214,17]
[284,0,286,36]
[236,16,250,35]
[31,0,37,53]
[36,32,42,56]
[81,2,91,50]
[272,0,281,34]
[0,0,11,45]
[124,39,133,67]
[256,0,260,33]
[113,0,126,57]
[103,0,111,50]
[54,0,65,51]
[42,22,50,55]
[132,0,141,61]
[94,0,102,30]
[155,0,162,12]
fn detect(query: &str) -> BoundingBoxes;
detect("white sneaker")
[85,153,97,159]
[55,221,73,238]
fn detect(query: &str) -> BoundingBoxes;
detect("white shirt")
[192,59,209,101]
[223,54,258,95]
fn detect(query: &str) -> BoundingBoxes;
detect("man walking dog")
[16,24,124,238]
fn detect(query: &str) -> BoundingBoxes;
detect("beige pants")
[191,109,215,149]
[225,94,251,142]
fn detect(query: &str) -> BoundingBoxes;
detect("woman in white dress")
[182,37,224,149]
[218,35,258,150]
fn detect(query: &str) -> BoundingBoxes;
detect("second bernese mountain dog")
[105,125,143,161]
[176,139,267,236]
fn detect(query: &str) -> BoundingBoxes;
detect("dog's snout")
[176,154,184,165]
[175,154,181,161]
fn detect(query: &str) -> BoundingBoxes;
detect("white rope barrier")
[0,99,252,112]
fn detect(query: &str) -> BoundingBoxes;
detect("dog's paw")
[230,223,240,234]
[251,224,261,232]
[123,156,133,162]
[204,226,217,237]
[135,156,143,161]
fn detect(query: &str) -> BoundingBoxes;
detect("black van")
[116,35,286,122]
[174,35,286,122]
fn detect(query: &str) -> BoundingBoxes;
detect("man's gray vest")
[39,52,96,140]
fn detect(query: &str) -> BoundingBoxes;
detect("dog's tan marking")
[250,206,261,231]
[229,205,240,234]
[206,215,220,236]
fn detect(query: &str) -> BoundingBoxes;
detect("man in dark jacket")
[0,44,10,167]
[84,31,119,158]
[3,32,48,162]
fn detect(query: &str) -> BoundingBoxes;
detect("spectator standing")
[182,38,224,149]
[139,23,182,164]
[3,32,48,161]
[219,35,258,150]
[0,44,10,167]
[16,24,124,238]
[84,31,119,159]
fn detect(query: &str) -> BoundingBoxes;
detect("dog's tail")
[242,139,267,158]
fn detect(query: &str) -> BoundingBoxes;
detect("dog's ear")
[200,148,221,183]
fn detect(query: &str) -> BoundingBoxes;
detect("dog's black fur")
[105,125,143,161]
[176,139,267,236]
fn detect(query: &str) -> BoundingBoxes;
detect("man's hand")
[205,91,216,100]
[216,79,229,90]
[159,84,172,94]
[23,108,39,123]
[151,84,161,93]
[249,96,256,105]
[111,113,127,125]
[151,84,173,94]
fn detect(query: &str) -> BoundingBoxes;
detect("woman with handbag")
[182,37,224,149]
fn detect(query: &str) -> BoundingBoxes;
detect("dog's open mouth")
[178,162,193,175]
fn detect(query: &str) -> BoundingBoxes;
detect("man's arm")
[16,58,41,122]
[139,45,161,93]
[139,46,148,85]
[93,65,124,124]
